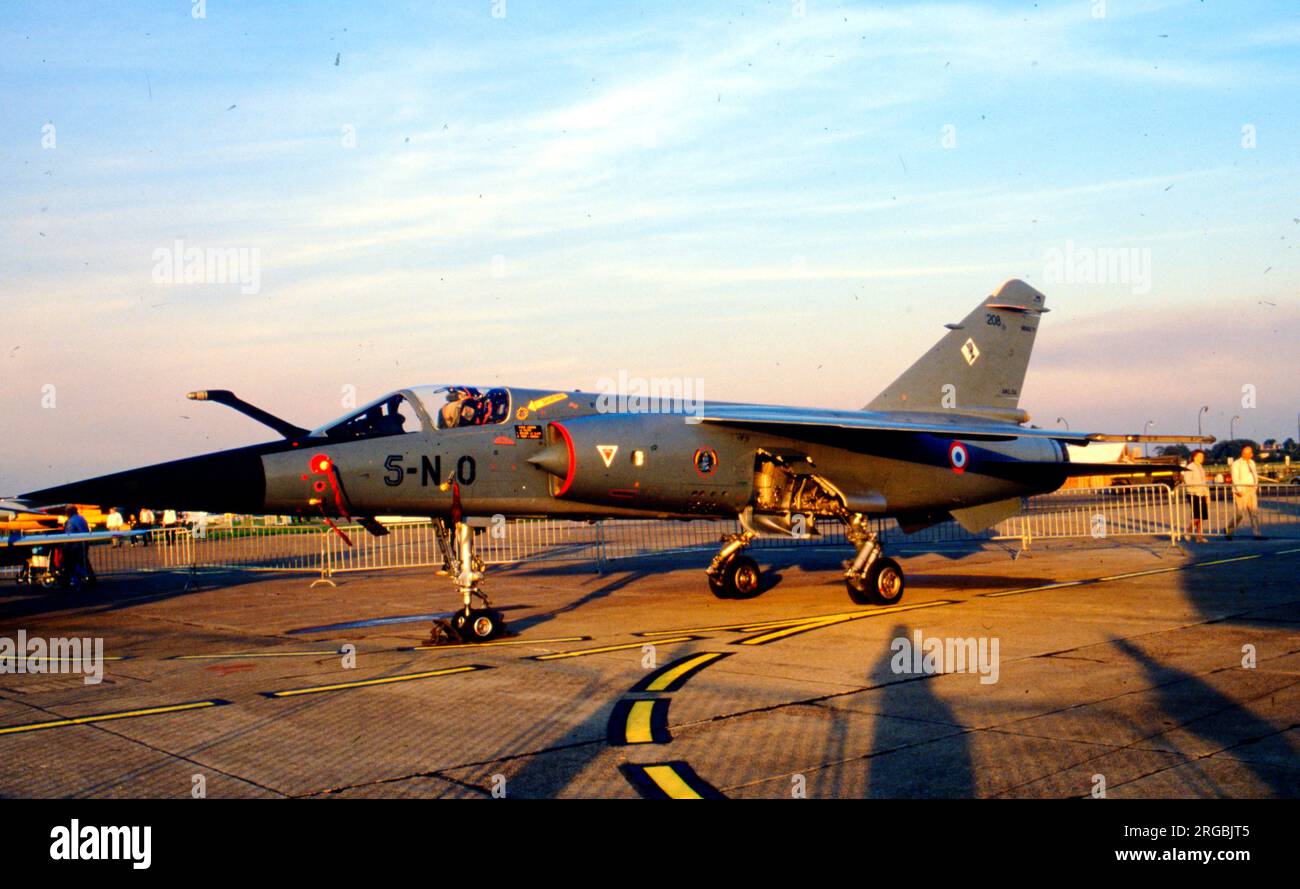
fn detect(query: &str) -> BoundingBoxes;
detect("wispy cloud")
[1,1,1297,489]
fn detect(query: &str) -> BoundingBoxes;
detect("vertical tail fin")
[866,279,1047,419]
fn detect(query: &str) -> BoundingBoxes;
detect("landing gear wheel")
[846,557,904,605]
[721,555,762,599]
[708,572,729,598]
[450,608,504,642]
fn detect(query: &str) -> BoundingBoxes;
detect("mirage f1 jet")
[18,280,1209,640]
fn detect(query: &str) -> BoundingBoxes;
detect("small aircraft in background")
[1,502,146,591]
[15,280,1211,639]
[0,502,109,534]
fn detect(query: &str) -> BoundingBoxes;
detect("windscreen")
[320,393,421,441]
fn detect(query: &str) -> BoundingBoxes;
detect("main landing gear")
[704,515,907,606]
[430,519,506,644]
[706,530,762,599]
[843,515,905,606]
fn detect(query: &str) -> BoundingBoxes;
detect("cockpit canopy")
[313,385,512,441]
[424,385,512,429]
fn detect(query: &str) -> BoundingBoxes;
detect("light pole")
[1056,417,1069,431]
[1231,414,1241,443]
[1198,405,1209,437]
[1144,419,1154,458]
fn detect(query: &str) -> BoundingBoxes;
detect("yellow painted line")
[738,600,956,646]
[533,636,697,661]
[642,764,703,799]
[638,619,802,637]
[987,549,1288,599]
[264,665,484,698]
[1195,554,1263,567]
[175,651,342,660]
[625,700,659,744]
[733,611,882,632]
[983,580,1089,599]
[739,617,846,645]
[644,652,725,692]
[410,635,589,651]
[0,700,224,736]
[1097,567,1184,581]
[639,608,910,638]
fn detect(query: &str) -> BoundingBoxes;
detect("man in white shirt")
[136,507,155,547]
[1225,445,1263,539]
[105,507,125,547]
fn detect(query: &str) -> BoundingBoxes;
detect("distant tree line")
[1157,438,1299,462]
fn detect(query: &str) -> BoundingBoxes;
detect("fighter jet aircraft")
[17,280,1210,640]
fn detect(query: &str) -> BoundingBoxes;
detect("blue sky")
[2,0,1298,489]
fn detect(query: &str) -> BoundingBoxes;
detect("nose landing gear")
[430,518,506,644]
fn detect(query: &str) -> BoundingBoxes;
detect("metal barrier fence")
[6,483,1297,583]
[997,483,1180,546]
[1169,483,1300,539]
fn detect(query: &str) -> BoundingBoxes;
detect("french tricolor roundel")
[948,441,969,474]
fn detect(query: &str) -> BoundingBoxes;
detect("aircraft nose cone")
[526,444,570,478]
[20,445,269,514]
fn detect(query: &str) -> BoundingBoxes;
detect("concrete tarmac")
[1,537,1297,798]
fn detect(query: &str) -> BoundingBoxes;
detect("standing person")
[60,505,92,589]
[63,505,89,535]
[137,506,155,547]
[1181,450,1210,542]
[161,507,178,547]
[105,506,124,546]
[1225,445,1263,539]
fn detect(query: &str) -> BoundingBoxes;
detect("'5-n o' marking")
[383,454,476,486]
[948,442,969,474]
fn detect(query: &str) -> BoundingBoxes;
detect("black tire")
[723,555,762,599]
[845,571,871,605]
[845,557,905,606]
[707,572,731,598]
[453,608,502,642]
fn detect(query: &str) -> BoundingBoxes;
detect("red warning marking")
[553,422,576,497]
[205,663,256,676]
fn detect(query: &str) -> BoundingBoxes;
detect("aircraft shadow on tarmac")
[0,569,276,624]
[507,568,653,634]
[506,544,1053,590]
[500,541,1297,798]
[494,620,979,799]
[1111,637,1300,797]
